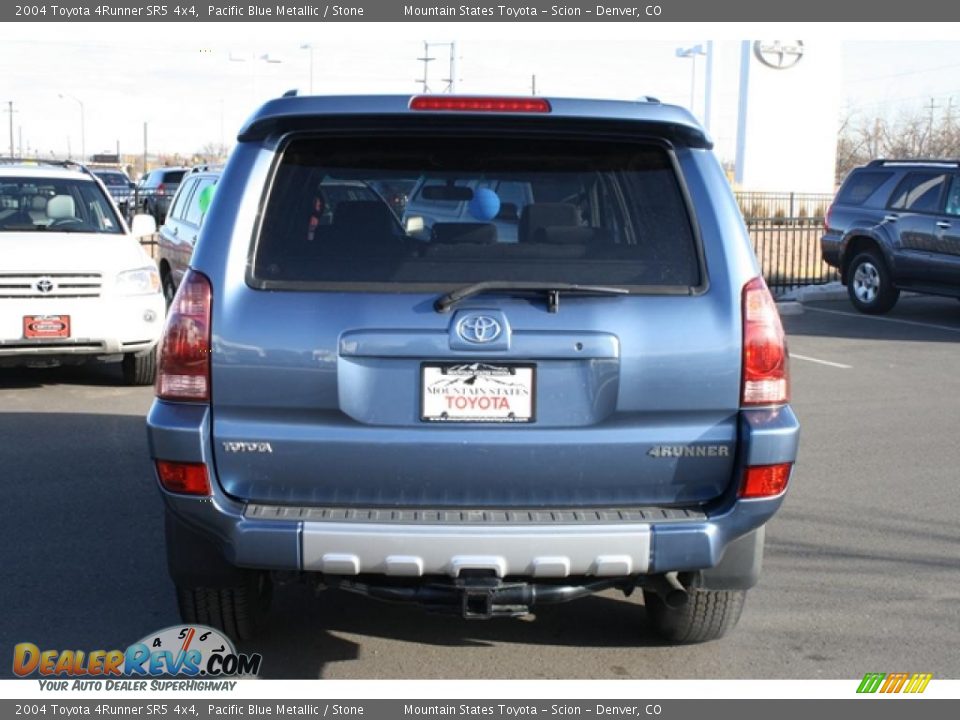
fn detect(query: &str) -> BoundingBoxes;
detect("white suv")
[0,161,164,384]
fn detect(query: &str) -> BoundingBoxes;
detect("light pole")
[675,44,706,117]
[229,52,284,102]
[58,93,85,162]
[300,43,314,94]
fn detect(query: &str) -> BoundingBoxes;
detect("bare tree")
[837,104,960,182]
[197,142,229,164]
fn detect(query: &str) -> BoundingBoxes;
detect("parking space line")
[789,353,852,369]
[804,306,960,334]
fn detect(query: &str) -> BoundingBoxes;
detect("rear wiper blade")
[434,281,629,313]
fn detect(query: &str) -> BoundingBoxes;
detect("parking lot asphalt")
[1,295,959,680]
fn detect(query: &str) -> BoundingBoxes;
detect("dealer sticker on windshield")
[421,362,535,423]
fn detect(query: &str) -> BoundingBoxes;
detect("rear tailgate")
[210,121,740,508]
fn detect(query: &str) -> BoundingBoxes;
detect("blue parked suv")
[147,95,799,644]
[822,159,960,313]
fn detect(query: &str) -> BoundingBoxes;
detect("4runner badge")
[648,445,730,458]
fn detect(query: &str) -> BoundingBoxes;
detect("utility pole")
[704,41,714,132]
[4,101,15,158]
[418,42,458,94]
[925,97,940,128]
[416,41,435,93]
[447,41,457,94]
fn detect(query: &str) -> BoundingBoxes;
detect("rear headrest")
[332,199,392,224]
[31,196,48,211]
[533,227,610,245]
[431,222,497,245]
[47,195,75,220]
[332,200,398,242]
[519,203,580,243]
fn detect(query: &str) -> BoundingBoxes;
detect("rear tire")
[121,349,156,385]
[162,272,177,310]
[847,251,899,314]
[176,573,272,642]
[644,588,746,644]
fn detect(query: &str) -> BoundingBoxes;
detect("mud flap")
[164,509,250,589]
[694,526,764,590]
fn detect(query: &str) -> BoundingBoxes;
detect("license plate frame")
[23,315,71,339]
[420,362,536,423]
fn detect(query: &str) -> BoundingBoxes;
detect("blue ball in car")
[468,188,501,221]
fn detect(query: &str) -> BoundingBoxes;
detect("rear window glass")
[94,171,129,186]
[837,171,891,205]
[888,172,948,213]
[161,170,186,184]
[253,135,700,290]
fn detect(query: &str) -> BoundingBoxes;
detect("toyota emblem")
[457,315,502,344]
[35,277,55,294]
[753,40,804,70]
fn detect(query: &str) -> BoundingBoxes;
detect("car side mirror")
[130,214,157,237]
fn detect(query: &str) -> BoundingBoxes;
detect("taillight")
[409,96,551,113]
[156,460,210,495]
[156,269,212,402]
[741,276,789,406]
[739,463,792,498]
[156,183,166,196]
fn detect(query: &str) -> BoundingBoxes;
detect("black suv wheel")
[847,251,900,314]
[644,588,746,644]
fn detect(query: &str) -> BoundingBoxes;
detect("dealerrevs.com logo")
[13,625,262,688]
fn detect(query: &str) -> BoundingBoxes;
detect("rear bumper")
[821,234,841,268]
[148,402,799,579]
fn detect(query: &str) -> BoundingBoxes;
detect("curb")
[776,301,804,316]
[779,282,848,304]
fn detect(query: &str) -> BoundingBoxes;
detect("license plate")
[421,363,535,423]
[23,315,70,339]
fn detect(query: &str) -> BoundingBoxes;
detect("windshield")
[253,134,701,290]
[0,176,123,233]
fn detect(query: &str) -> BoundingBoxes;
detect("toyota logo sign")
[457,315,502,344]
[753,40,804,70]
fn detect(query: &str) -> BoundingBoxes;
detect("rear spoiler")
[237,95,712,150]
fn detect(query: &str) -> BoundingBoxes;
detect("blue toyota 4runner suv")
[147,95,799,644]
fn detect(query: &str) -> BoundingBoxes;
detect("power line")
[845,61,960,85]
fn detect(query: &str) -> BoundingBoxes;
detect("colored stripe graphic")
[857,673,885,693]
[881,672,908,693]
[904,673,933,694]
[857,672,931,694]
